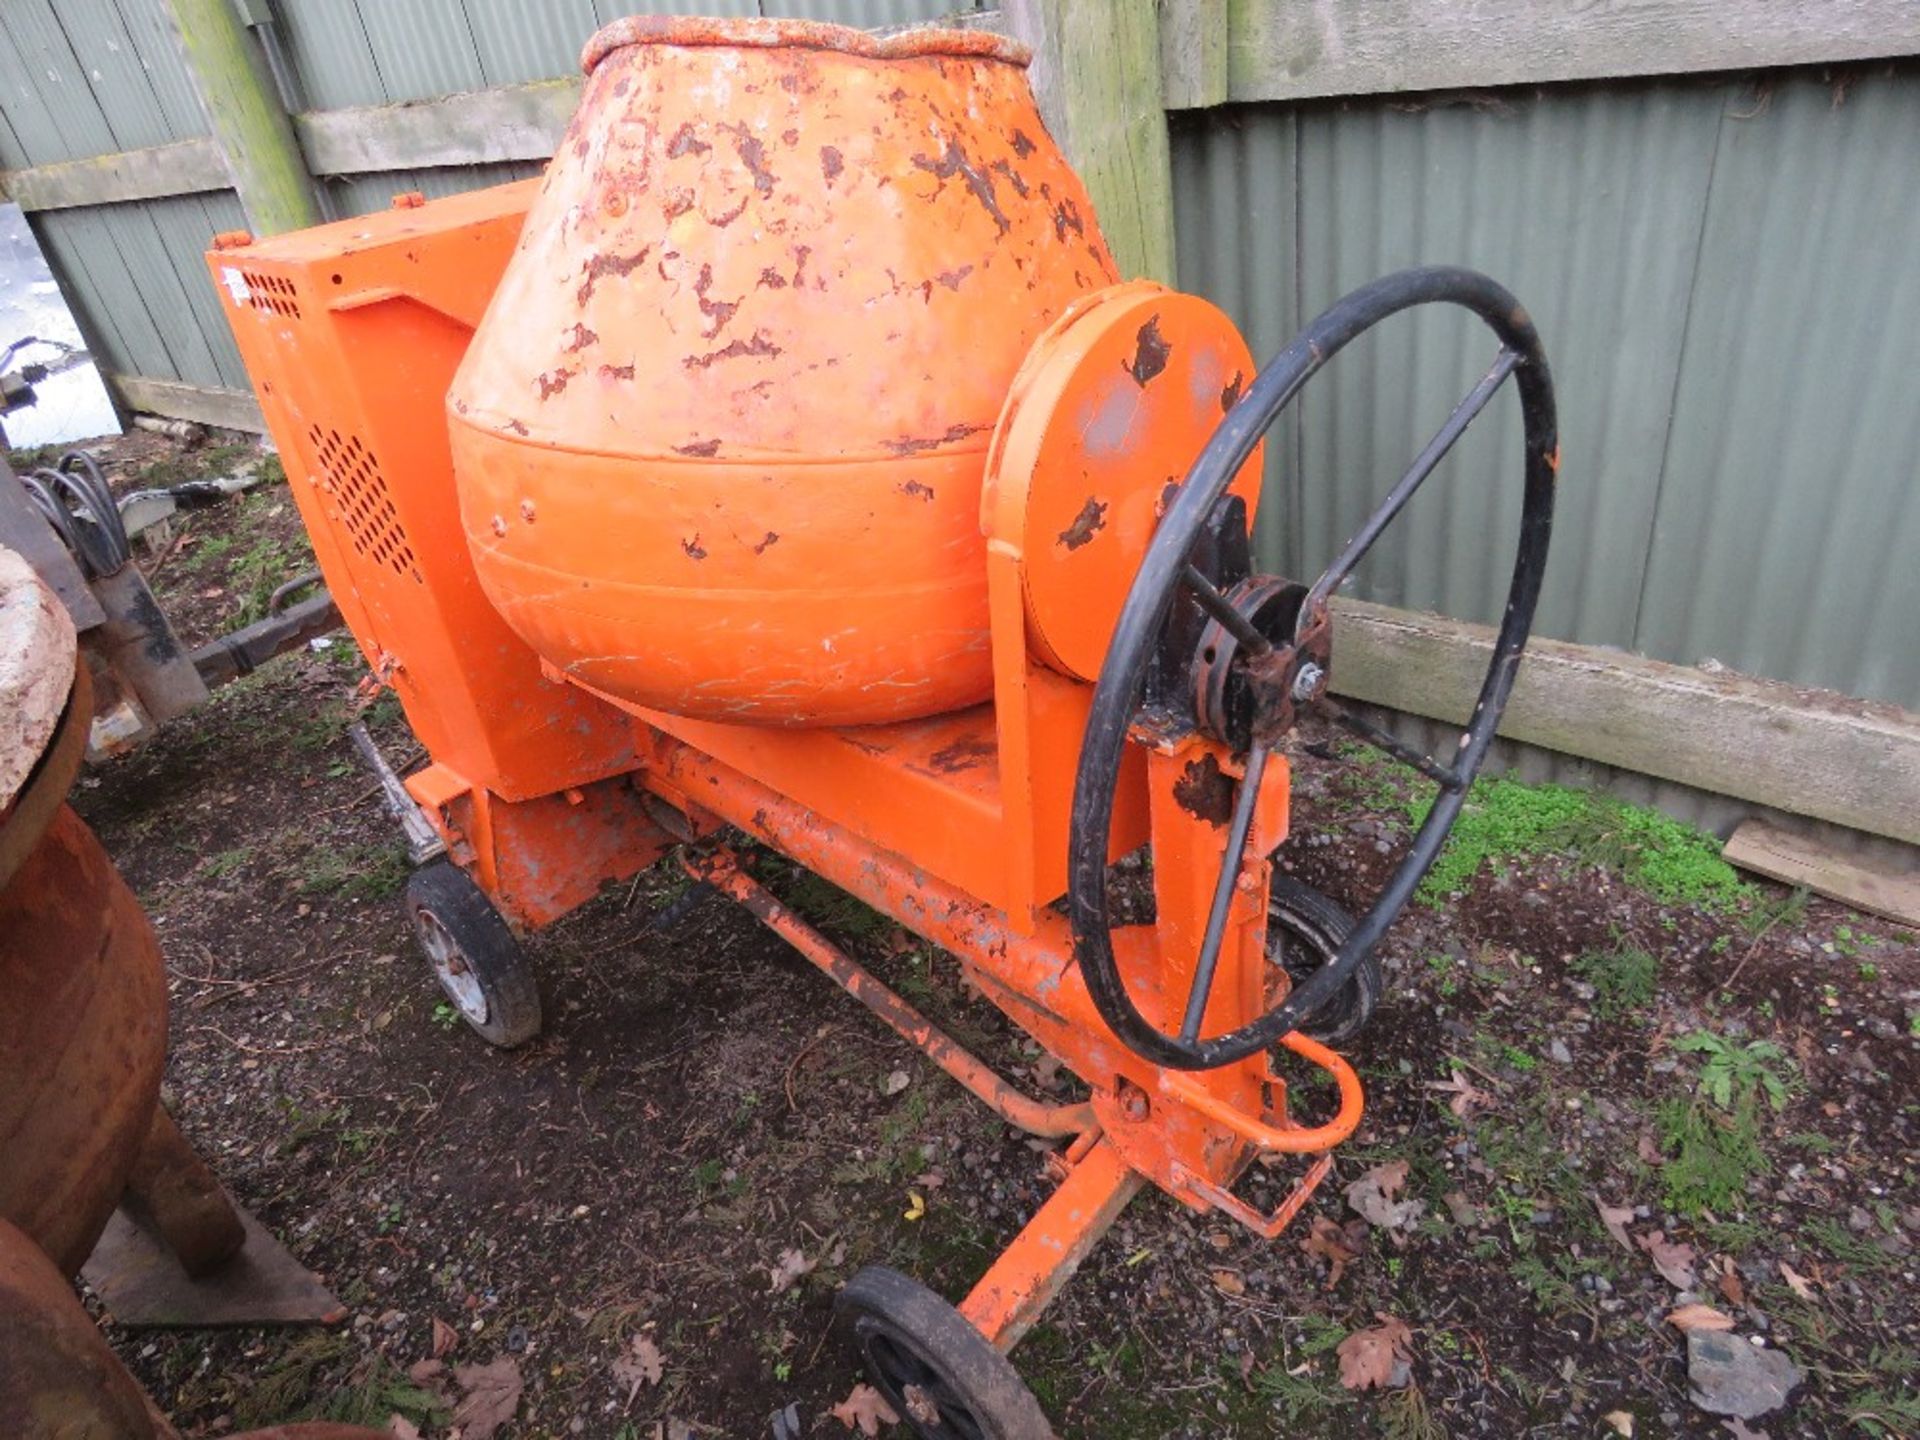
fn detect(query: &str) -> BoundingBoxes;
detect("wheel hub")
[415,909,489,1024]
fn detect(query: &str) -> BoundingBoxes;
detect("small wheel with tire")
[404,861,542,1048]
[835,1267,1053,1440]
[1267,873,1380,1047]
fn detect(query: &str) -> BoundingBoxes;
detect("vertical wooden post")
[164,0,320,236]
[1006,0,1177,285]
[1159,0,1230,110]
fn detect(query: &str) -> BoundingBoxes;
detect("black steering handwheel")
[1067,266,1559,1071]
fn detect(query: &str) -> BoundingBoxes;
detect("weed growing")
[1573,945,1659,1018]
[1658,1030,1792,1216]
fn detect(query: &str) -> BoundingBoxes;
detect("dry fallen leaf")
[767,1247,817,1295]
[450,1357,523,1440]
[1601,1411,1635,1437]
[903,1191,926,1222]
[1593,1196,1636,1252]
[830,1382,901,1436]
[388,1419,423,1440]
[1336,1314,1414,1391]
[1300,1215,1366,1287]
[1778,1261,1816,1300]
[1211,1267,1247,1297]
[430,1316,458,1359]
[1637,1230,1698,1290]
[1345,1160,1427,1229]
[612,1333,665,1399]
[1442,1190,1482,1228]
[1423,1068,1495,1118]
[1717,1259,1747,1307]
[1667,1303,1736,1333]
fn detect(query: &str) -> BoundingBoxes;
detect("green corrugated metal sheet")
[1172,64,1920,709]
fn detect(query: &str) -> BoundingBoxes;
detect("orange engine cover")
[448,17,1117,726]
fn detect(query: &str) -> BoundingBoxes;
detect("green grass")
[1573,945,1659,1018]
[1411,778,1753,909]
[294,838,409,901]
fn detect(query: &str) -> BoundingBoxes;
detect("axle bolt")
[1292,662,1328,704]
[1117,1080,1150,1123]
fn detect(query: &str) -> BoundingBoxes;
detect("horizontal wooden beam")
[1328,599,1920,847]
[107,374,264,435]
[293,79,579,177]
[1192,0,1920,107]
[0,138,229,212]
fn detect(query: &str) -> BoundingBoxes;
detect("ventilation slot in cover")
[243,271,301,317]
[308,426,421,582]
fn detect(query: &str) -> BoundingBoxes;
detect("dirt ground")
[48,432,1920,1437]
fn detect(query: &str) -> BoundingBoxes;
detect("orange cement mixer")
[211,17,1560,1436]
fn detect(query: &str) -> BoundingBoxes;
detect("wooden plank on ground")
[1328,599,1920,847]
[295,79,580,177]
[1213,0,1920,106]
[1,139,229,212]
[107,374,264,434]
[1723,820,1920,927]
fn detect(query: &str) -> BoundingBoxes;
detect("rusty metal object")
[0,1216,155,1439]
[449,16,1117,725]
[0,803,169,1277]
[124,1107,246,1279]
[2,1217,379,1440]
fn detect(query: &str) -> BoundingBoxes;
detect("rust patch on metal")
[934,264,973,292]
[674,439,721,457]
[1057,496,1107,551]
[1010,128,1036,158]
[753,530,780,554]
[1157,478,1181,517]
[1172,753,1235,826]
[885,421,989,456]
[757,266,789,290]
[666,122,709,158]
[899,479,935,501]
[781,127,799,146]
[599,362,636,381]
[733,130,776,196]
[989,157,1029,198]
[1126,316,1170,387]
[681,535,707,559]
[693,263,739,338]
[536,368,573,399]
[683,331,782,369]
[577,246,653,305]
[1220,370,1245,412]
[563,321,598,352]
[912,139,1009,234]
[927,734,996,774]
[503,418,529,436]
[820,144,844,183]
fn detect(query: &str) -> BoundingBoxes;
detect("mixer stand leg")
[958,1133,1143,1354]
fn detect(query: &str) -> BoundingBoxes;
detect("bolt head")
[1292,662,1328,703]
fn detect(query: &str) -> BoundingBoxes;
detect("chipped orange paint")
[447,17,1118,726]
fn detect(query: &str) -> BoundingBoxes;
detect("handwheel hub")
[1189,575,1330,749]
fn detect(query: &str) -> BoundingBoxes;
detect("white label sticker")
[220,266,250,306]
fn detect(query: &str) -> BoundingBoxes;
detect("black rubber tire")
[404,861,542,1048]
[1267,873,1381,1047]
[835,1267,1054,1440]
